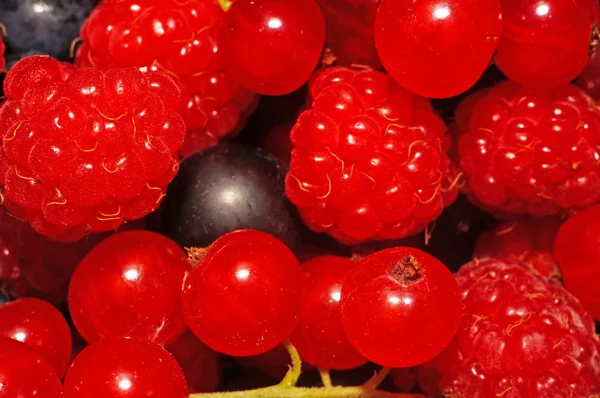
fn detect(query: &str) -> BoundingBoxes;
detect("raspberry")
[0,55,185,242]
[475,217,563,283]
[285,66,459,244]
[421,258,600,397]
[456,80,600,217]
[76,0,258,157]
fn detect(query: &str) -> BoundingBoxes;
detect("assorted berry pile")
[0,0,600,397]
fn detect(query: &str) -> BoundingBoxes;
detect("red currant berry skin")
[68,230,189,345]
[289,256,367,370]
[63,337,189,398]
[577,52,600,100]
[340,247,461,367]
[0,236,20,282]
[374,0,502,98]
[0,298,72,377]
[495,0,599,88]
[555,204,600,320]
[182,229,305,356]
[223,0,326,95]
[0,337,63,398]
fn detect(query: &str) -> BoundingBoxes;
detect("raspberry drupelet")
[456,80,600,217]
[285,66,459,245]
[75,0,258,157]
[420,258,600,397]
[0,56,186,242]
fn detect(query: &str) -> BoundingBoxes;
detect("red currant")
[0,298,72,377]
[222,0,326,95]
[554,204,600,320]
[0,236,19,282]
[182,229,305,356]
[289,256,367,370]
[340,247,461,367]
[0,337,63,398]
[577,53,600,100]
[68,230,189,345]
[374,0,502,98]
[495,0,600,88]
[63,337,189,398]
[167,330,222,393]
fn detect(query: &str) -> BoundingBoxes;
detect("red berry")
[69,230,189,345]
[555,204,600,320]
[76,0,258,157]
[182,229,305,356]
[289,256,367,370]
[374,0,502,98]
[340,247,462,368]
[475,217,562,282]
[456,80,600,217]
[577,54,600,100]
[285,66,458,245]
[167,330,222,393]
[390,368,418,393]
[0,55,185,242]
[422,258,600,397]
[317,0,381,69]
[63,337,189,398]
[0,337,63,398]
[0,235,19,282]
[222,0,326,95]
[495,0,600,89]
[0,298,72,377]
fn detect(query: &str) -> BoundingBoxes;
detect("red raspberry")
[421,258,600,397]
[456,80,600,217]
[0,55,185,242]
[285,66,459,244]
[76,0,258,157]
[475,217,563,283]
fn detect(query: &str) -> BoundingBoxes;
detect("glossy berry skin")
[0,337,63,398]
[0,55,185,242]
[422,259,600,397]
[317,0,381,69]
[160,143,304,252]
[0,298,72,377]
[63,337,189,398]
[76,0,258,157]
[182,229,305,356]
[290,256,367,370]
[286,66,458,245]
[374,0,502,98]
[456,81,600,217]
[223,0,326,95]
[577,54,600,100]
[475,217,562,282]
[340,247,461,368]
[495,0,600,89]
[69,230,189,345]
[555,205,600,320]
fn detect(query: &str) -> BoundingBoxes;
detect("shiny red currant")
[340,247,461,367]
[63,337,189,398]
[577,53,600,100]
[0,298,72,377]
[289,256,367,370]
[495,0,600,88]
[182,229,305,356]
[222,0,326,95]
[554,204,600,320]
[374,0,502,98]
[68,230,189,345]
[0,337,63,398]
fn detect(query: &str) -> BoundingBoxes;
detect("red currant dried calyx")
[0,298,72,378]
[374,0,502,98]
[341,247,462,368]
[63,337,189,398]
[495,0,600,89]
[0,337,63,398]
[289,255,368,370]
[221,0,326,95]
[182,229,305,356]
[68,230,190,345]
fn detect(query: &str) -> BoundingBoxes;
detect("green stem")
[318,368,333,388]
[279,340,302,388]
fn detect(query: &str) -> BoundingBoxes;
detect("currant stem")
[318,368,333,388]
[279,340,302,387]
